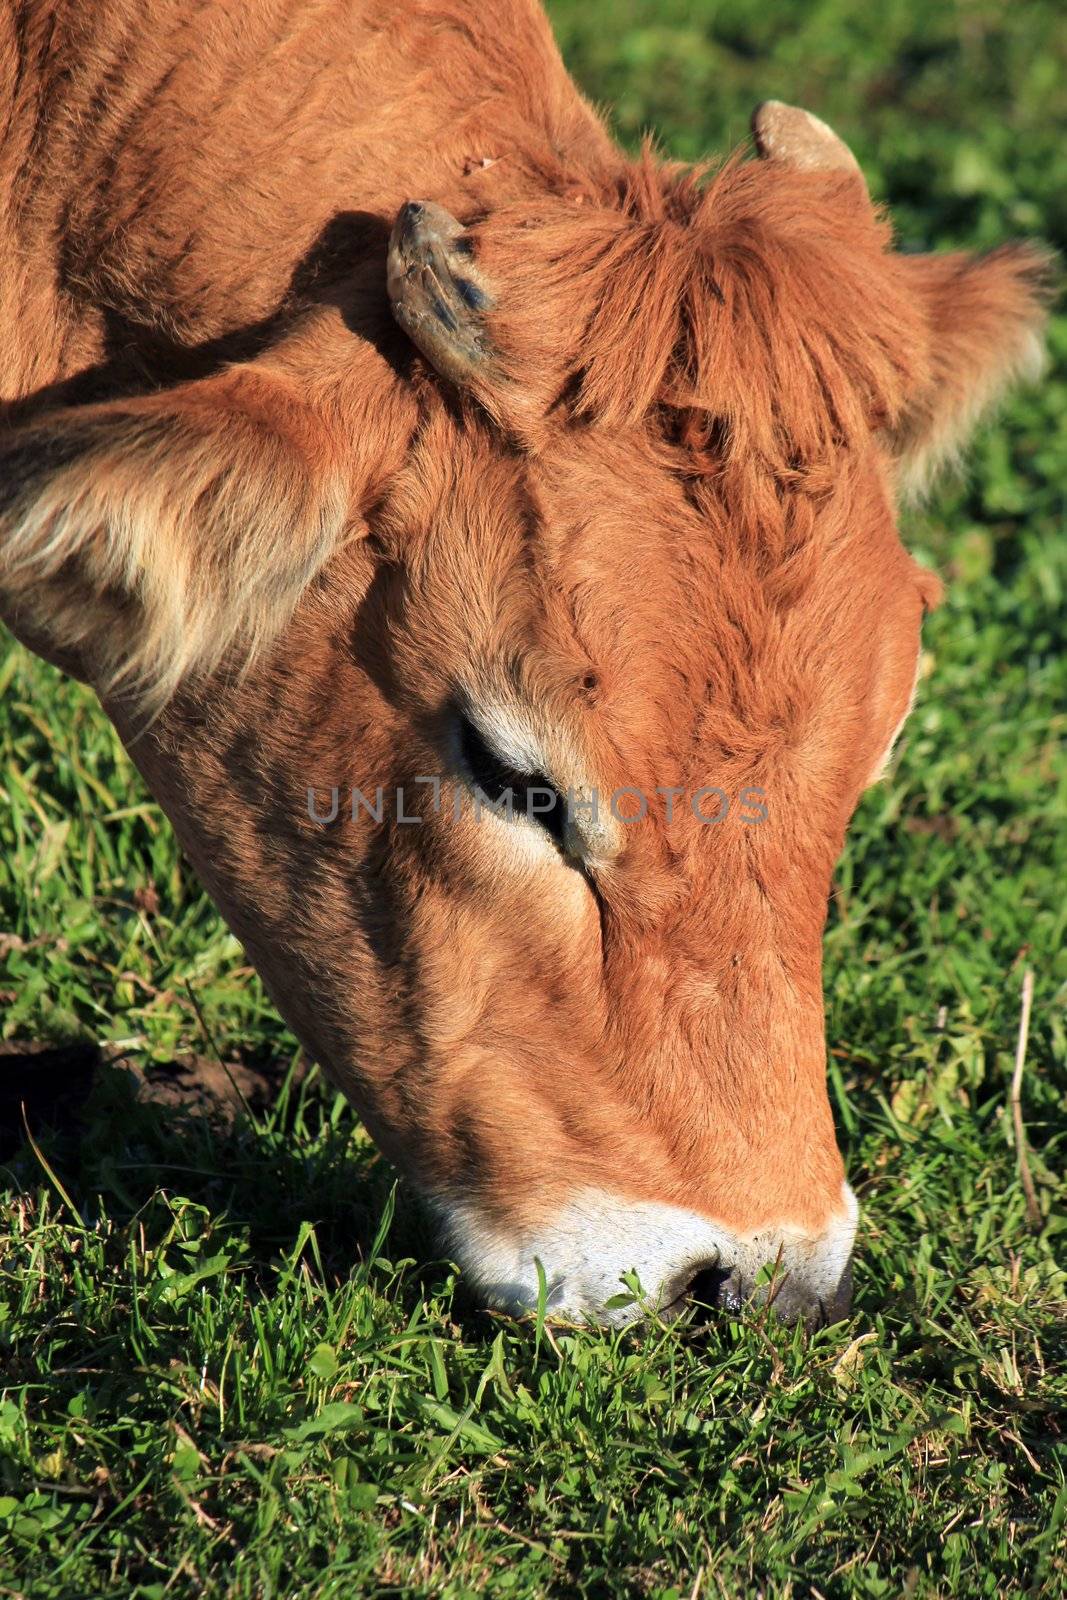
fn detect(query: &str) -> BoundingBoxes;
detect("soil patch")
[0,1039,300,1159]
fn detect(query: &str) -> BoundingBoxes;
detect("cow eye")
[458,713,566,846]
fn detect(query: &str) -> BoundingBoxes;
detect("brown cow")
[0,1,1049,1324]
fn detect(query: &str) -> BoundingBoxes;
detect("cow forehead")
[379,403,920,799]
[397,424,723,661]
[386,418,712,681]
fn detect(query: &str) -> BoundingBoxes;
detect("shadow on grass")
[0,1039,450,1311]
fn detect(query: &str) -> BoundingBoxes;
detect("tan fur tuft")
[0,368,351,713]
[889,243,1055,502]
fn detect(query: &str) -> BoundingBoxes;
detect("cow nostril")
[824,1257,854,1324]
[671,1254,853,1325]
[682,1263,739,1313]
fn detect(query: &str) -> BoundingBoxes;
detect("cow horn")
[386,200,497,385]
[751,101,862,178]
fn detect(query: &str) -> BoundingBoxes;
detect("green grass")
[2,0,1065,1594]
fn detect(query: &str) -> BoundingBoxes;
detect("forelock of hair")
[496,153,932,485]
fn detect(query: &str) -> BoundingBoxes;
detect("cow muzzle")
[434,1183,858,1329]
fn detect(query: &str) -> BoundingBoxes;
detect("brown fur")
[0,3,1050,1269]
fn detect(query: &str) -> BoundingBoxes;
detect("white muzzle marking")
[433,1182,858,1326]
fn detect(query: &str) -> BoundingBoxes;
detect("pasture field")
[1,0,1065,1594]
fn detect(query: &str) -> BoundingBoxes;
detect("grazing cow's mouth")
[432,1184,859,1329]
[662,1252,854,1328]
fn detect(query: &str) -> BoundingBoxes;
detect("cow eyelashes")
[457,713,566,846]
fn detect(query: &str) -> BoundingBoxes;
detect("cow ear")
[750,104,1053,501]
[0,363,350,712]
[888,245,1053,501]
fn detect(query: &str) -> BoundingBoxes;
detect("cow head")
[0,106,1048,1324]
